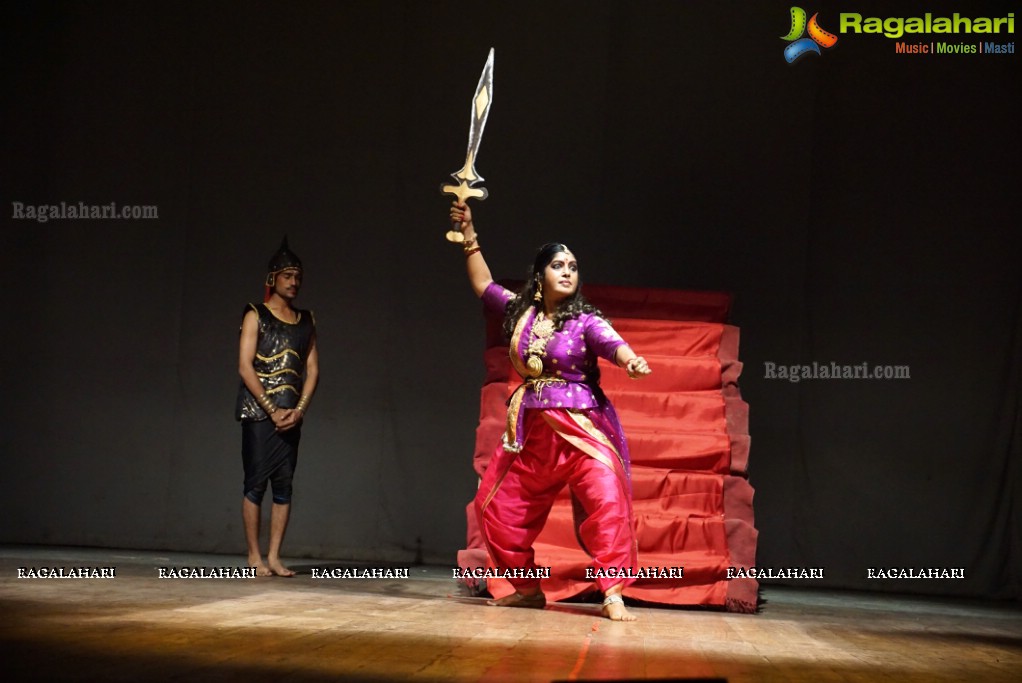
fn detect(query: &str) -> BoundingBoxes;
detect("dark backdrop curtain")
[2,0,1018,600]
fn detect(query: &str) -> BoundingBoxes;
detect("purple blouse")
[482,282,627,413]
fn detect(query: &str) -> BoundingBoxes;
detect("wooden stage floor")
[2,546,1019,682]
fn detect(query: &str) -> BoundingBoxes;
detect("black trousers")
[241,419,301,504]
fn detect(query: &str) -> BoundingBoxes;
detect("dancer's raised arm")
[450,201,493,297]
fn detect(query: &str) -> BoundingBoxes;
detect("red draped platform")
[457,283,758,613]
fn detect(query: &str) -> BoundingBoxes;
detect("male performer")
[236,237,319,576]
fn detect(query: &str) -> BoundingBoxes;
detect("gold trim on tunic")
[257,368,301,379]
[256,349,301,362]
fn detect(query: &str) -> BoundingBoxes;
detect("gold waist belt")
[503,376,567,453]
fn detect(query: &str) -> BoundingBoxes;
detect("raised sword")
[441,48,494,242]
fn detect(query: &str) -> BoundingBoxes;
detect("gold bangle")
[464,246,481,257]
[296,395,311,413]
[257,392,277,414]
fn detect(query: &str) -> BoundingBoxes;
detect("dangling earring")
[533,281,543,302]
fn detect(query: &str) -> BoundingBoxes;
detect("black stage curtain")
[2,1,1018,600]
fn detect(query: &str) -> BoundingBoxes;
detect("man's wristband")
[256,392,277,415]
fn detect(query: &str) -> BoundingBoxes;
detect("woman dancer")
[451,201,651,621]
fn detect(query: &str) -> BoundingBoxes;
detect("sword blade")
[454,47,494,184]
[459,47,494,184]
[442,48,495,241]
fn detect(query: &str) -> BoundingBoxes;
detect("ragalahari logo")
[782,7,838,63]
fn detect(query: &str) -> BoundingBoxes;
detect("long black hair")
[501,242,605,339]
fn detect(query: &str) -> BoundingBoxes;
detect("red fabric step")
[598,356,725,392]
[609,390,728,427]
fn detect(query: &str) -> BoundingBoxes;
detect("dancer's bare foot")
[487,591,546,609]
[267,559,295,577]
[248,555,273,577]
[602,593,637,621]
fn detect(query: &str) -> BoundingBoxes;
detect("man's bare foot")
[602,593,637,621]
[268,559,295,577]
[248,555,273,577]
[487,591,546,609]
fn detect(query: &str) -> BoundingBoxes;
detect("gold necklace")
[525,312,555,377]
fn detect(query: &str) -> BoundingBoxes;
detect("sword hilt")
[441,180,488,204]
[441,180,488,242]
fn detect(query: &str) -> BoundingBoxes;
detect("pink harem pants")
[474,408,637,594]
